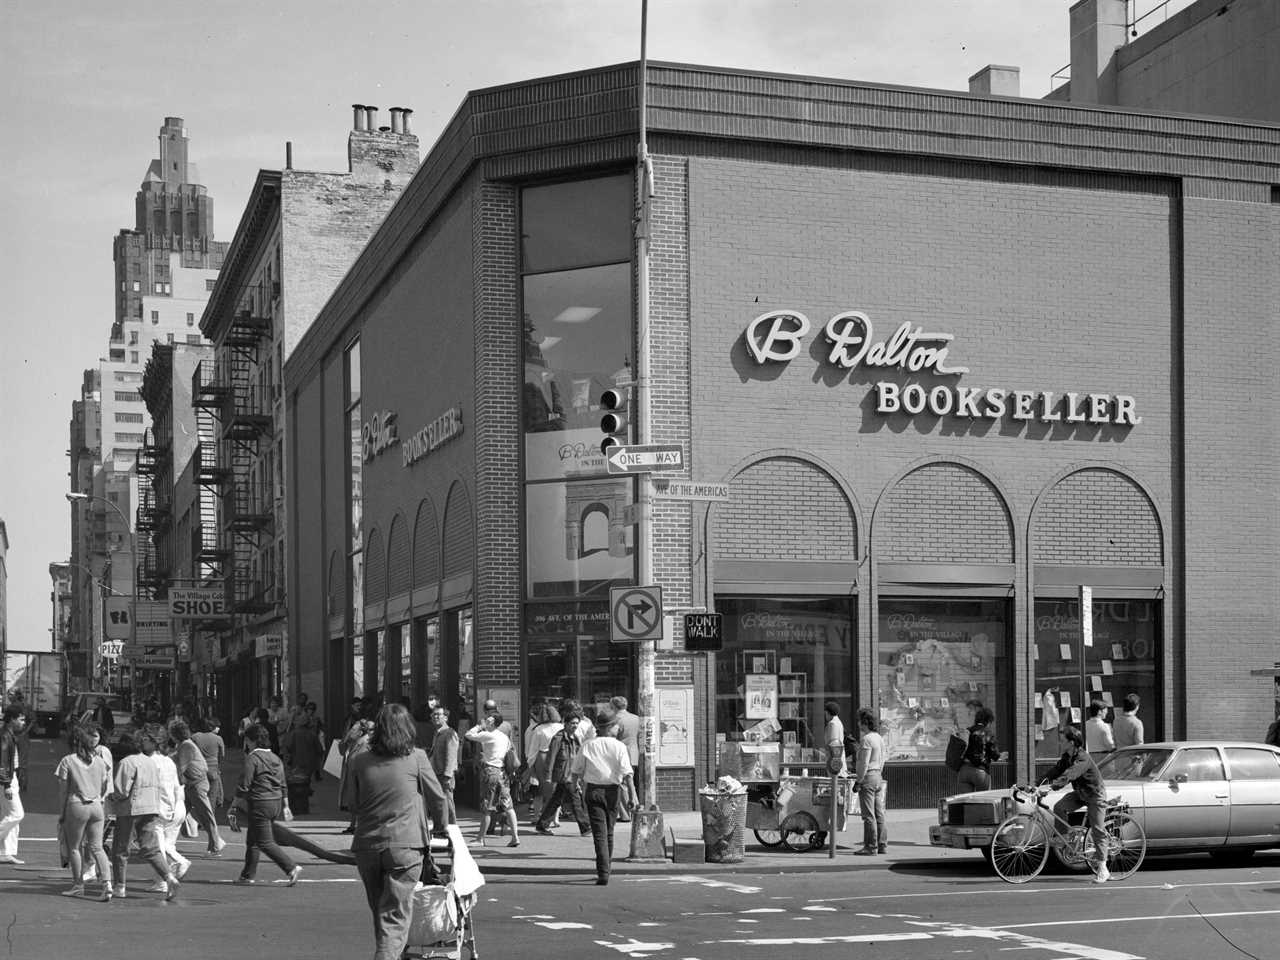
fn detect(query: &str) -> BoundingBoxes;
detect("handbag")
[945,732,968,773]
[181,813,200,838]
[407,883,459,947]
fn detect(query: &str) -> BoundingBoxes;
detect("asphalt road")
[4,737,1279,960]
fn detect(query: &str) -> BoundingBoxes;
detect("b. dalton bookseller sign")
[745,309,1141,428]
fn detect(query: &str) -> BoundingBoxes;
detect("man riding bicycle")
[1039,724,1109,883]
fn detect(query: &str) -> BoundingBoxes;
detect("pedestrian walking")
[610,696,640,820]
[191,717,227,811]
[350,702,448,960]
[110,732,181,900]
[228,723,302,887]
[957,705,1000,792]
[171,719,226,856]
[428,705,459,829]
[281,710,323,814]
[79,723,114,883]
[534,701,590,837]
[524,703,562,824]
[570,715,637,885]
[53,724,113,899]
[1113,694,1144,748]
[853,708,888,856]
[0,705,27,864]
[340,717,374,834]
[464,712,520,847]
[148,737,191,892]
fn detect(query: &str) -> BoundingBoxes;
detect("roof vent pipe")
[352,104,365,131]
[389,107,401,133]
[364,105,378,131]
[286,141,293,170]
[401,108,413,135]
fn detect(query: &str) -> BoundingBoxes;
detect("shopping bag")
[323,739,344,779]
[945,733,968,773]
[181,813,200,838]
[407,883,459,947]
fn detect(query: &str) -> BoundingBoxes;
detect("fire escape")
[134,429,170,596]
[192,282,274,617]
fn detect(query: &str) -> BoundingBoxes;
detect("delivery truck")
[3,650,66,736]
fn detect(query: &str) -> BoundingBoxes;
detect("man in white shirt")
[464,713,519,847]
[1085,701,1116,754]
[147,745,190,891]
[570,718,637,886]
[823,701,847,776]
[1112,694,1144,749]
[853,708,887,856]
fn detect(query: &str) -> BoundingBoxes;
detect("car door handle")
[1214,794,1228,799]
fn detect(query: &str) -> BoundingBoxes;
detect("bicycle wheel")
[753,829,783,848]
[990,814,1051,883]
[1099,811,1146,880]
[780,812,821,852]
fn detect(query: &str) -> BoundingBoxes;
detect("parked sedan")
[930,741,1280,863]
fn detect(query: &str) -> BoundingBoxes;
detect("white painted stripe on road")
[707,933,936,945]
[739,908,785,913]
[595,938,676,956]
[536,922,593,930]
[988,908,1280,931]
[809,878,1280,903]
[626,875,762,894]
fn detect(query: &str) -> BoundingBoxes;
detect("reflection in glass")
[454,608,475,726]
[396,624,411,699]
[523,263,632,480]
[375,628,386,697]
[521,175,631,275]
[876,599,1011,764]
[1033,599,1158,759]
[526,480,634,599]
[415,615,441,701]
[526,637,633,721]
[351,634,364,700]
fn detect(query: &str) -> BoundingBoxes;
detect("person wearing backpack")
[957,705,1000,792]
[533,701,590,836]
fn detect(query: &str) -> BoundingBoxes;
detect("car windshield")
[1098,748,1173,780]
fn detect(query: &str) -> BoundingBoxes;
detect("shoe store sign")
[745,310,1140,427]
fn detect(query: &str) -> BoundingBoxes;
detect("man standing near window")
[1112,694,1144,749]
[853,708,886,857]
[823,701,846,776]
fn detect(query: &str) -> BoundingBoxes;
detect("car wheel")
[1209,848,1255,865]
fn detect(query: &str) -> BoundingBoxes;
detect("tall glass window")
[414,614,441,701]
[520,174,635,709]
[714,597,855,764]
[876,599,1012,764]
[1033,599,1159,759]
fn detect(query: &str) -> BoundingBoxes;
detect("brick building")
[283,61,1280,809]
[197,106,418,723]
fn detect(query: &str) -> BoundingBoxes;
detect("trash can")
[699,788,748,863]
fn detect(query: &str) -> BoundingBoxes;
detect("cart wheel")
[753,829,783,848]
[810,831,828,850]
[780,812,821,852]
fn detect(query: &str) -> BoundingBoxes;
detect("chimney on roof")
[1068,0,1127,105]
[364,105,378,132]
[389,107,402,133]
[352,104,366,131]
[968,65,1020,97]
[401,108,413,135]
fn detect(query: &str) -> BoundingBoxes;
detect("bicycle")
[989,784,1147,884]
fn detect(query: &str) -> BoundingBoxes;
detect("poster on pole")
[1079,585,1093,647]
[656,686,693,767]
[103,598,132,640]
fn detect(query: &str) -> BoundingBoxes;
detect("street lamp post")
[66,491,137,693]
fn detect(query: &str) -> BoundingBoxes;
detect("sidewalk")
[233,750,951,876]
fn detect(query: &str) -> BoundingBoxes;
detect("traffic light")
[599,388,629,456]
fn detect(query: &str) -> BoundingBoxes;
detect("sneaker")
[174,861,190,880]
[0,856,25,865]
[507,838,520,848]
[112,884,127,899]
[96,884,112,902]
[145,881,169,894]
[877,846,888,854]
[82,866,98,882]
[165,875,180,900]
[233,877,257,885]
[1093,864,1111,884]
[60,885,86,898]
[595,876,609,885]
[534,826,554,836]
[286,866,302,887]
[853,847,877,856]
[211,836,227,855]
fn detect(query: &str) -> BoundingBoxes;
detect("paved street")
[3,737,1279,959]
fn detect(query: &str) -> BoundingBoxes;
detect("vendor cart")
[746,774,856,851]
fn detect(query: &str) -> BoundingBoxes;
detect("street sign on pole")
[651,479,730,501]
[610,585,663,642]
[606,444,684,475]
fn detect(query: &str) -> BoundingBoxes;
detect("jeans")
[858,771,888,851]
[241,799,295,879]
[957,763,990,792]
[1053,791,1107,866]
[355,846,424,960]
[111,812,170,886]
[0,786,22,857]
[584,783,619,879]
[536,781,589,834]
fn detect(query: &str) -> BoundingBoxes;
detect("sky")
[0,0,1192,651]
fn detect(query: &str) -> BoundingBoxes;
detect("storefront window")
[525,480,634,599]
[414,614,441,701]
[876,599,1011,764]
[394,624,411,700]
[714,597,855,763]
[375,628,386,698]
[527,637,634,720]
[1033,599,1159,759]
[452,608,475,726]
[351,634,364,700]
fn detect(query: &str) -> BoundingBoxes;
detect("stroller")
[404,824,484,960]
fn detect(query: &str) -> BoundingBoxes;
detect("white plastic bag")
[407,883,459,947]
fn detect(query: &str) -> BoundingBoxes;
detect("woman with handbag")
[229,723,302,886]
[53,724,113,899]
[957,705,1000,792]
